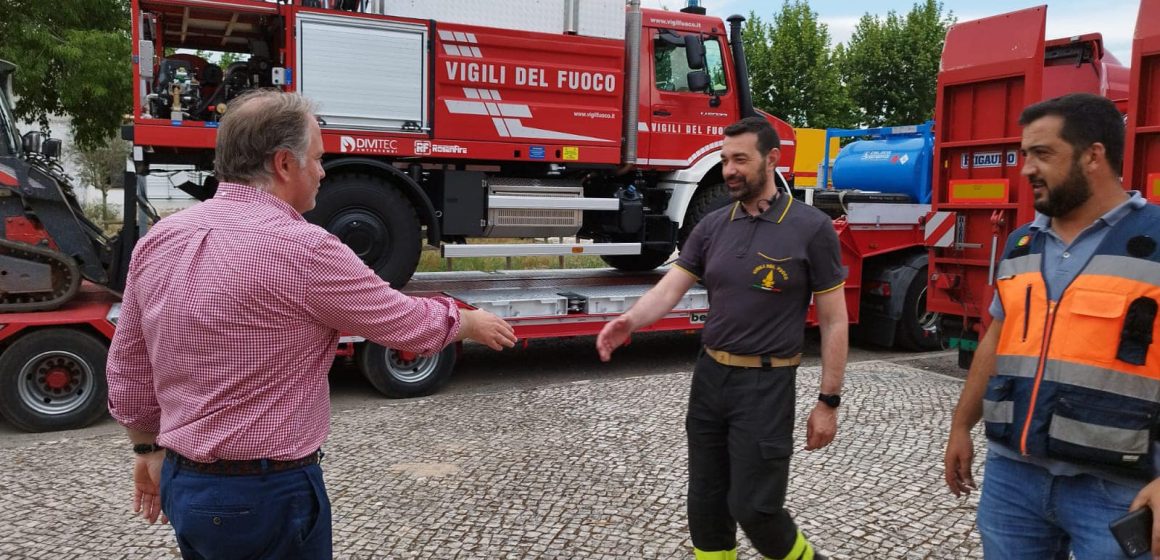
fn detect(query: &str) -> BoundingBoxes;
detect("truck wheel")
[358,342,458,398]
[895,267,942,351]
[0,329,109,432]
[601,246,675,271]
[306,173,422,289]
[679,182,730,249]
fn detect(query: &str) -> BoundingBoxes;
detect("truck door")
[643,28,736,167]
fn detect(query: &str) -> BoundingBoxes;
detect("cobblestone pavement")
[0,360,985,559]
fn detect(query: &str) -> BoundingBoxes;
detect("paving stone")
[0,361,984,558]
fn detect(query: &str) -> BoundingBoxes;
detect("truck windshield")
[0,90,18,157]
[654,35,728,94]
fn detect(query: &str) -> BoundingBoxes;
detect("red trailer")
[926,2,1159,367]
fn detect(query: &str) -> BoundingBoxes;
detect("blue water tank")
[829,124,933,204]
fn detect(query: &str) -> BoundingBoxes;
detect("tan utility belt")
[704,347,802,368]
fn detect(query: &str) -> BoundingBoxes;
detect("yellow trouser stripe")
[694,548,737,560]
[765,530,814,560]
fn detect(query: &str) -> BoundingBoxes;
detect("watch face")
[819,394,840,407]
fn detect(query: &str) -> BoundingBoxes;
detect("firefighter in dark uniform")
[598,116,848,560]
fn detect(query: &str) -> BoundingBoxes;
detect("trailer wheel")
[679,182,730,249]
[0,329,109,432]
[896,267,942,351]
[358,343,458,398]
[306,173,422,289]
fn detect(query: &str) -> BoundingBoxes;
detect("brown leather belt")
[705,347,802,368]
[166,449,322,476]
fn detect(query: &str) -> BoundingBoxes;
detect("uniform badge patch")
[751,263,788,293]
[1016,235,1030,247]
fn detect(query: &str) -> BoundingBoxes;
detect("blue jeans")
[978,453,1142,559]
[160,457,332,559]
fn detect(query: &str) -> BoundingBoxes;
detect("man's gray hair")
[214,90,318,189]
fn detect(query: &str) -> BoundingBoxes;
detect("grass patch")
[417,238,609,272]
[417,249,608,272]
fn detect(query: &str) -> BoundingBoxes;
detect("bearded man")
[944,93,1160,558]
[597,116,849,560]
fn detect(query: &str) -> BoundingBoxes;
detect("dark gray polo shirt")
[675,193,845,357]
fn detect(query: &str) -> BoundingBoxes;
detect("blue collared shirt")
[989,190,1147,319]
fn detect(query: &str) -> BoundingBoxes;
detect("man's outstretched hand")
[460,309,517,351]
[596,316,633,362]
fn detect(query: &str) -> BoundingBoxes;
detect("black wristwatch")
[132,443,165,455]
[818,393,841,408]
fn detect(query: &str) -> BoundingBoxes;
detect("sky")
[640,0,1142,62]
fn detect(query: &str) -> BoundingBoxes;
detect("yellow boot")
[764,530,827,560]
[693,548,738,560]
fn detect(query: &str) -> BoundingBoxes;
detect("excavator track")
[0,238,81,312]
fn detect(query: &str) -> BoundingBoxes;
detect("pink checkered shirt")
[108,182,460,462]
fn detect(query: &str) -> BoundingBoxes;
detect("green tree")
[0,0,131,149]
[741,13,774,118]
[743,4,854,129]
[841,0,954,126]
[73,134,130,222]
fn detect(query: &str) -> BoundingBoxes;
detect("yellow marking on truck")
[792,128,839,188]
[948,179,1008,203]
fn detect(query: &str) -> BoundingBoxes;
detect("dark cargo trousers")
[686,352,801,558]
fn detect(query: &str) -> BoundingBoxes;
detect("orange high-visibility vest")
[983,204,1160,478]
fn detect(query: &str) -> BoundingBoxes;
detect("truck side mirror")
[684,35,706,70]
[43,138,62,159]
[686,70,710,93]
[21,131,43,154]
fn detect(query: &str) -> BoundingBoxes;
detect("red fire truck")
[1,0,798,432]
[128,0,797,288]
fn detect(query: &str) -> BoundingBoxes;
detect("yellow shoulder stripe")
[813,281,845,295]
[672,263,701,281]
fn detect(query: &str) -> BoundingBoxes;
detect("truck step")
[441,243,640,258]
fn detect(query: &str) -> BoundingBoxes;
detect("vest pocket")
[1047,394,1156,472]
[1059,289,1127,363]
[982,377,1015,443]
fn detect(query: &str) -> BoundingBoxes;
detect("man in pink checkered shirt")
[107,90,516,559]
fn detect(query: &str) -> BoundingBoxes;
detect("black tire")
[895,267,942,351]
[600,246,675,271]
[679,182,730,249]
[358,342,458,398]
[305,173,422,289]
[0,328,109,432]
